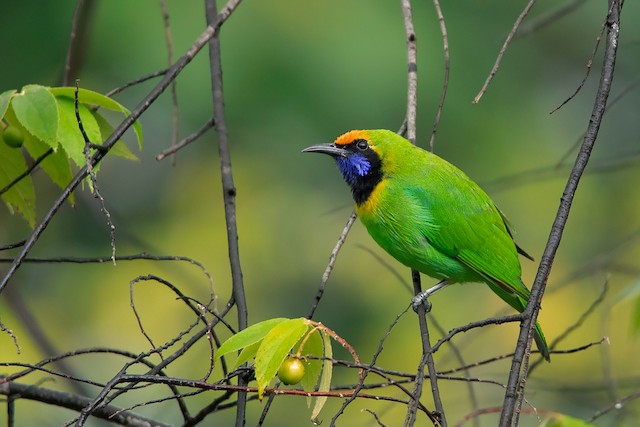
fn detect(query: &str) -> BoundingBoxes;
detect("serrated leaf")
[4,104,74,205]
[0,89,16,120]
[55,96,102,167]
[0,140,35,227]
[542,413,596,427]
[12,84,58,147]
[49,87,143,149]
[216,318,289,360]
[24,137,75,205]
[310,329,333,422]
[255,318,309,399]
[92,111,138,161]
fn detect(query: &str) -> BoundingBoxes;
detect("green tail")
[486,281,551,362]
[534,321,550,362]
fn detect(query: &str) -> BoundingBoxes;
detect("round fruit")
[3,126,24,148]
[277,357,305,385]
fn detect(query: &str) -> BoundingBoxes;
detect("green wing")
[404,155,530,301]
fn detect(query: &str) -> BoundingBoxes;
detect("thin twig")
[400,0,418,144]
[331,305,439,426]
[553,77,640,166]
[104,68,170,98]
[429,316,480,427]
[0,380,171,427]
[549,20,606,114]
[76,81,117,264]
[499,2,622,425]
[431,314,522,354]
[428,0,450,152]
[589,389,640,422]
[0,148,53,196]
[0,0,243,297]
[159,0,180,165]
[156,117,215,160]
[530,278,609,373]
[62,0,96,85]
[307,210,358,319]
[473,0,538,104]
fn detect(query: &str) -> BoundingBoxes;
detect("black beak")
[302,143,348,158]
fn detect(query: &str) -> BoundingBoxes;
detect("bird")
[303,129,550,361]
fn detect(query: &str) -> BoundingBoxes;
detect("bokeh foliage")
[1,0,639,425]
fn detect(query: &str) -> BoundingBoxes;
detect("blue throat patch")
[336,153,371,185]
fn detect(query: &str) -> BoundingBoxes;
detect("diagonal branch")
[499,1,622,425]
[473,0,537,104]
[0,0,243,297]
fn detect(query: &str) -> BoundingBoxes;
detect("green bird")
[303,129,550,361]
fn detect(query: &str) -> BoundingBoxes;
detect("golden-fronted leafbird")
[303,129,550,361]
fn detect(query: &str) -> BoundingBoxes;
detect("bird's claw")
[412,291,432,313]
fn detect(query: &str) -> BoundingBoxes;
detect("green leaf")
[23,136,75,205]
[255,318,309,399]
[49,87,143,149]
[56,96,102,167]
[542,413,596,427]
[4,104,74,205]
[0,89,16,120]
[233,341,262,370]
[298,329,323,406]
[632,297,640,335]
[0,140,35,227]
[311,328,333,423]
[12,84,58,147]
[91,111,138,161]
[216,318,289,360]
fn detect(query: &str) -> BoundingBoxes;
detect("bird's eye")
[355,139,369,151]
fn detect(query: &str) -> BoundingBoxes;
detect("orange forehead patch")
[334,129,370,146]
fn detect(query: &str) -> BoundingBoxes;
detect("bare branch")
[158,0,180,165]
[76,80,117,263]
[0,0,243,297]
[307,210,358,319]
[0,380,171,427]
[400,0,418,143]
[0,148,53,196]
[473,0,538,104]
[428,0,450,152]
[62,0,96,85]
[156,117,216,160]
[499,1,622,425]
[204,1,248,424]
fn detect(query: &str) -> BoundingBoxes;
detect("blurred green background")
[1,0,639,426]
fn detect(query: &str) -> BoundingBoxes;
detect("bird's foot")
[411,291,433,313]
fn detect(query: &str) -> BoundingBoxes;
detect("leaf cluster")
[0,84,142,226]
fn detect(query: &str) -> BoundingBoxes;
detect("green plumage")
[304,129,550,361]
